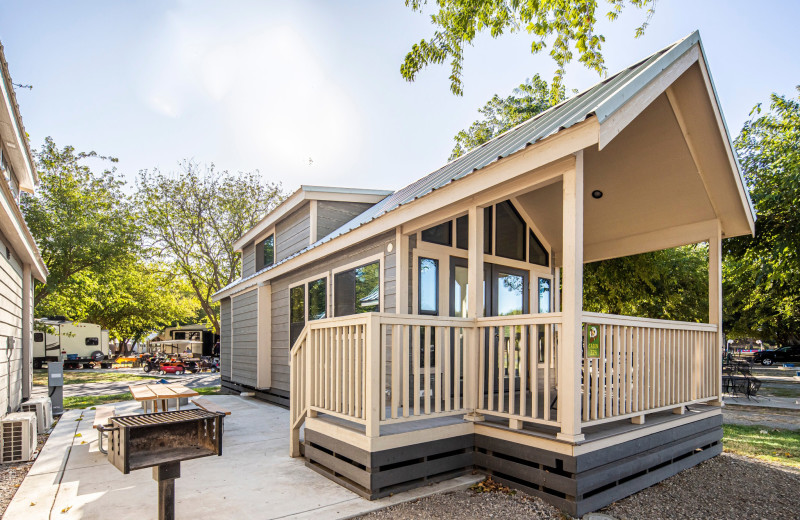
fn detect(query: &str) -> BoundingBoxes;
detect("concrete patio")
[5,395,480,519]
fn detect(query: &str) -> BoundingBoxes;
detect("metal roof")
[217,31,709,298]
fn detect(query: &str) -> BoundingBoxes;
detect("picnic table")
[129,383,199,413]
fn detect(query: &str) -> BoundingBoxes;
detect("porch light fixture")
[591,190,603,199]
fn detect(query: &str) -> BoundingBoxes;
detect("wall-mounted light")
[591,190,603,199]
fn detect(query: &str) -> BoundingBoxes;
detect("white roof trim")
[232,185,392,252]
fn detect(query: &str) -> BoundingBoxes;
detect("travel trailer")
[150,323,219,357]
[33,319,110,369]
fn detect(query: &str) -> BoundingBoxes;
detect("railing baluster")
[402,325,410,418]
[488,326,495,412]
[476,326,483,411]
[532,324,539,420]
[435,327,443,413]
[424,326,431,415]
[543,324,551,421]
[444,326,452,412]
[507,326,516,416]
[413,325,421,416]
[520,325,528,420]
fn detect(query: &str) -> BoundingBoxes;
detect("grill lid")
[111,409,221,428]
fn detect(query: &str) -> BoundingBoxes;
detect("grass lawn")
[63,386,222,409]
[33,369,158,386]
[723,424,800,469]
[759,385,800,398]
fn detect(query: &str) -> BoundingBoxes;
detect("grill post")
[153,461,181,520]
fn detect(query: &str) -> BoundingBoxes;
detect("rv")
[150,323,219,357]
[33,319,110,369]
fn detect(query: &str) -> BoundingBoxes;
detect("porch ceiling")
[517,63,747,266]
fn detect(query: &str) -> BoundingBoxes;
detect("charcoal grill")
[100,409,224,520]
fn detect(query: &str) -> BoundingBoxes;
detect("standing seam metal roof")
[217,32,705,297]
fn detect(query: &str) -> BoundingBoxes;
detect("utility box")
[48,362,64,415]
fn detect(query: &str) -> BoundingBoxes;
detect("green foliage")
[583,246,709,322]
[723,424,800,469]
[137,162,284,334]
[22,137,139,308]
[22,138,199,347]
[450,74,562,159]
[402,0,656,99]
[725,88,800,345]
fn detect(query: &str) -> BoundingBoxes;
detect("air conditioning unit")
[1,411,37,463]
[21,396,54,433]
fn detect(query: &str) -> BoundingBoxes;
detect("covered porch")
[287,33,752,516]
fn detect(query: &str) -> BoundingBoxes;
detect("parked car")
[159,361,187,375]
[752,346,800,366]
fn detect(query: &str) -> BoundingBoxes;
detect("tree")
[137,162,283,334]
[402,0,656,99]
[724,88,800,345]
[22,137,139,310]
[450,73,563,159]
[584,246,708,322]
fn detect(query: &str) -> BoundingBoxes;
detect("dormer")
[235,185,392,278]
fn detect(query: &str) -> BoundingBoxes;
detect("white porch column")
[395,227,409,314]
[464,204,484,420]
[21,263,32,400]
[257,282,272,389]
[709,220,724,406]
[558,152,585,442]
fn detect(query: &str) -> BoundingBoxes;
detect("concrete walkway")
[30,372,221,399]
[5,395,481,519]
[722,394,800,430]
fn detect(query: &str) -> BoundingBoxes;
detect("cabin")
[0,41,48,415]
[213,32,754,516]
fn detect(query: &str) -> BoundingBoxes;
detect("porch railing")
[580,313,719,427]
[290,312,719,455]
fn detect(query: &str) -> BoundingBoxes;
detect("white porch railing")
[579,313,719,427]
[290,312,719,455]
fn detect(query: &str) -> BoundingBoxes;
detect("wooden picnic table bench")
[191,397,231,416]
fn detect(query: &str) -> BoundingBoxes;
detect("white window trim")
[288,271,330,324]
[331,252,385,316]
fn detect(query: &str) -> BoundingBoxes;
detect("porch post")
[365,314,382,436]
[464,204,484,421]
[708,220,724,406]
[396,227,409,314]
[557,152,585,442]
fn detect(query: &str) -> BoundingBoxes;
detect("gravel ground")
[0,431,50,518]
[356,454,800,520]
[357,487,564,520]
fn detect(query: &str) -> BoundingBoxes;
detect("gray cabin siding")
[269,231,396,392]
[231,289,258,387]
[0,231,25,415]
[220,298,232,379]
[242,241,256,278]
[316,201,374,242]
[275,204,310,263]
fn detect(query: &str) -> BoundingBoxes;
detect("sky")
[0,1,797,195]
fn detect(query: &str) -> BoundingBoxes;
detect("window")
[308,278,327,321]
[173,331,186,340]
[290,285,305,346]
[495,200,525,261]
[456,215,468,250]
[538,278,551,313]
[452,264,468,318]
[263,235,274,267]
[334,261,380,316]
[418,257,439,315]
[85,337,99,346]
[529,230,549,266]
[34,332,44,342]
[421,221,452,246]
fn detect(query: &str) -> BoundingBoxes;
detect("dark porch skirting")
[220,376,289,408]
[303,414,723,516]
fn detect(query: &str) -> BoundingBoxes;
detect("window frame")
[331,253,385,317]
[254,229,276,272]
[417,256,440,316]
[288,271,330,346]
